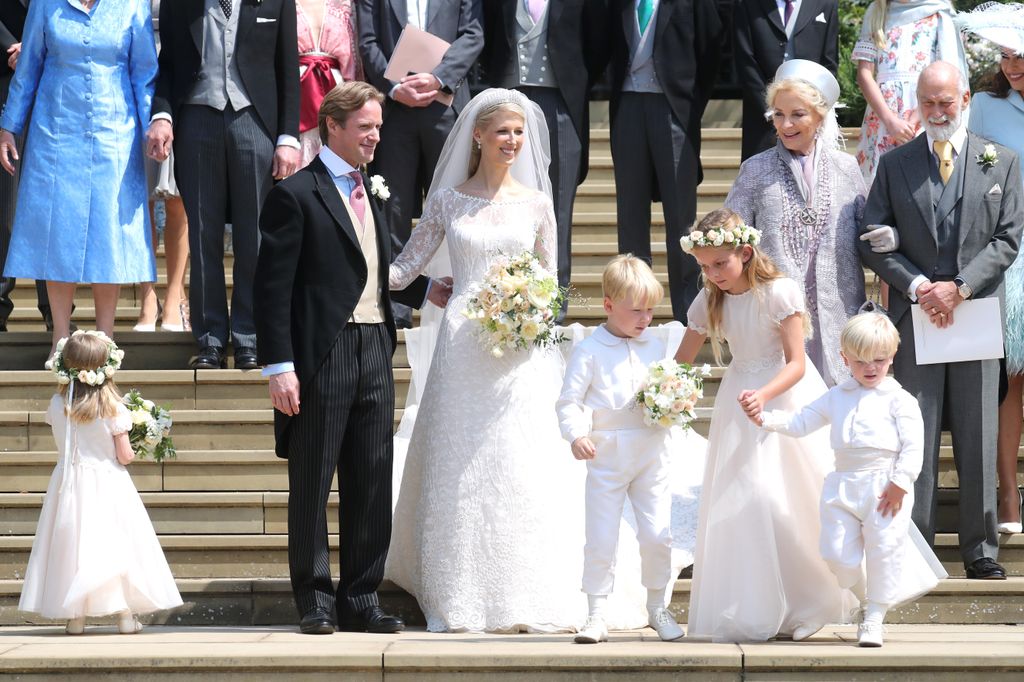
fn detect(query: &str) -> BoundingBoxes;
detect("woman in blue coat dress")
[0,0,158,359]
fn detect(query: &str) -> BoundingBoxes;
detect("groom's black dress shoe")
[191,346,226,369]
[299,607,336,635]
[338,605,405,633]
[965,557,1006,580]
[233,346,258,370]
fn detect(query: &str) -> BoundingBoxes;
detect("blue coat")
[1,0,157,283]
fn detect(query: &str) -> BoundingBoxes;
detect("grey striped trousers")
[286,323,395,618]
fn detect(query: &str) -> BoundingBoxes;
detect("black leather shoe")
[234,346,258,370]
[338,605,405,633]
[190,346,226,369]
[299,607,336,635]
[965,557,1007,580]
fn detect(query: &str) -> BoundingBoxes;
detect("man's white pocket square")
[988,183,1003,196]
[815,12,827,22]
[256,17,277,23]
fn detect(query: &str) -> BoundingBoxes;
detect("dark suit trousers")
[0,75,47,329]
[286,323,395,618]
[611,93,701,322]
[174,104,274,350]
[893,311,1000,565]
[518,86,582,320]
[371,101,456,325]
[741,96,776,161]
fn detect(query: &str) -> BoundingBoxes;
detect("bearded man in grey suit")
[858,61,1023,581]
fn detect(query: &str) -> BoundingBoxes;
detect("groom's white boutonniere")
[976,144,999,169]
[369,174,390,201]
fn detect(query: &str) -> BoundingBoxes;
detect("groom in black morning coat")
[254,82,445,635]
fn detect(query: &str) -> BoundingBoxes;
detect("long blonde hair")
[57,334,123,423]
[467,101,527,177]
[691,209,797,364]
[870,0,890,50]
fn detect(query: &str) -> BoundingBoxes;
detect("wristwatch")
[954,277,973,300]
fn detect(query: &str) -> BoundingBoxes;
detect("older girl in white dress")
[675,209,855,642]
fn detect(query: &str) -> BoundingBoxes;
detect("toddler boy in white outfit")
[756,312,931,647]
[556,255,684,644]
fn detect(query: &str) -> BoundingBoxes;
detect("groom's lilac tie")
[348,171,367,226]
[528,0,547,23]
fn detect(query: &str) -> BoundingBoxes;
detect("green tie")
[637,0,654,35]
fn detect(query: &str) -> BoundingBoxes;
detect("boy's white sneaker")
[648,608,684,641]
[857,622,884,647]
[574,616,608,644]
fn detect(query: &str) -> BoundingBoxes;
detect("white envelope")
[910,298,1004,364]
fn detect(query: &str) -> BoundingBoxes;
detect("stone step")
[0,623,1020,681]
[0,530,1019,581]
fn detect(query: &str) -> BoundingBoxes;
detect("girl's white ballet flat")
[65,617,85,635]
[117,613,143,635]
[792,623,823,641]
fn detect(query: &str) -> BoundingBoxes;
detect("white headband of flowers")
[51,330,125,386]
[680,224,762,253]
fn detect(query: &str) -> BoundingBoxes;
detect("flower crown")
[51,330,124,386]
[680,224,761,253]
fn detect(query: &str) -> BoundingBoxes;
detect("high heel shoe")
[159,301,190,333]
[65,616,85,635]
[997,486,1023,535]
[117,610,144,634]
[133,301,162,332]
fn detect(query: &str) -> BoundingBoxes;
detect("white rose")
[984,144,996,157]
[78,370,89,383]
[712,235,724,246]
[142,399,155,411]
[490,346,504,358]
[131,409,150,425]
[57,374,71,385]
[103,365,115,377]
[690,231,703,242]
[722,231,735,243]
[520,319,540,341]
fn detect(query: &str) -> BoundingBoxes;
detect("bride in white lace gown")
[384,90,703,633]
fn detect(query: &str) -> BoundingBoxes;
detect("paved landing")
[0,624,1022,680]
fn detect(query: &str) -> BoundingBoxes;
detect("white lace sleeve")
[533,195,558,273]
[389,191,446,290]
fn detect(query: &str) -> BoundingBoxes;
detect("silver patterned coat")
[725,141,867,386]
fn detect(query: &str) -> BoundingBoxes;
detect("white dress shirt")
[761,376,924,493]
[407,0,428,29]
[774,0,803,37]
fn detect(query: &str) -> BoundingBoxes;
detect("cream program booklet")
[910,298,1004,364]
[384,25,454,107]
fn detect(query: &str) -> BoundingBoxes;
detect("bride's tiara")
[680,224,761,253]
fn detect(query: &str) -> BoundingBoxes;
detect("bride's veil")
[395,89,554,488]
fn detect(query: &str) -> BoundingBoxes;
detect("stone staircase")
[1,126,1022,636]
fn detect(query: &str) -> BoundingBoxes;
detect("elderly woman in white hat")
[725,59,867,387]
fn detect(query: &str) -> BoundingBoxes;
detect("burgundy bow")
[299,54,341,133]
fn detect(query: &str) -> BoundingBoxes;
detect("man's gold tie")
[933,140,953,185]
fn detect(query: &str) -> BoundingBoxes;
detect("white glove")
[860,225,899,253]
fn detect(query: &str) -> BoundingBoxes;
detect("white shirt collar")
[592,324,654,346]
[837,376,901,394]
[318,145,359,180]
[925,121,968,157]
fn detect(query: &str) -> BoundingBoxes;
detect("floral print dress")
[853,13,941,184]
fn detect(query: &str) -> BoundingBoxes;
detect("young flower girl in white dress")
[19,331,182,634]
[674,209,855,642]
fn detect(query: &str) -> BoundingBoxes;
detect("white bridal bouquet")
[123,390,176,462]
[635,360,711,429]
[463,251,567,358]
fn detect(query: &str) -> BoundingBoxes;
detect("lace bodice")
[389,188,558,295]
[686,278,807,368]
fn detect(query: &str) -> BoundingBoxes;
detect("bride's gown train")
[385,188,706,632]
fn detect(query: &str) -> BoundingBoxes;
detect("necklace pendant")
[798,207,817,226]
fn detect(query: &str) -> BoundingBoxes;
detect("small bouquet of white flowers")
[635,360,711,429]
[123,389,176,462]
[462,251,567,358]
